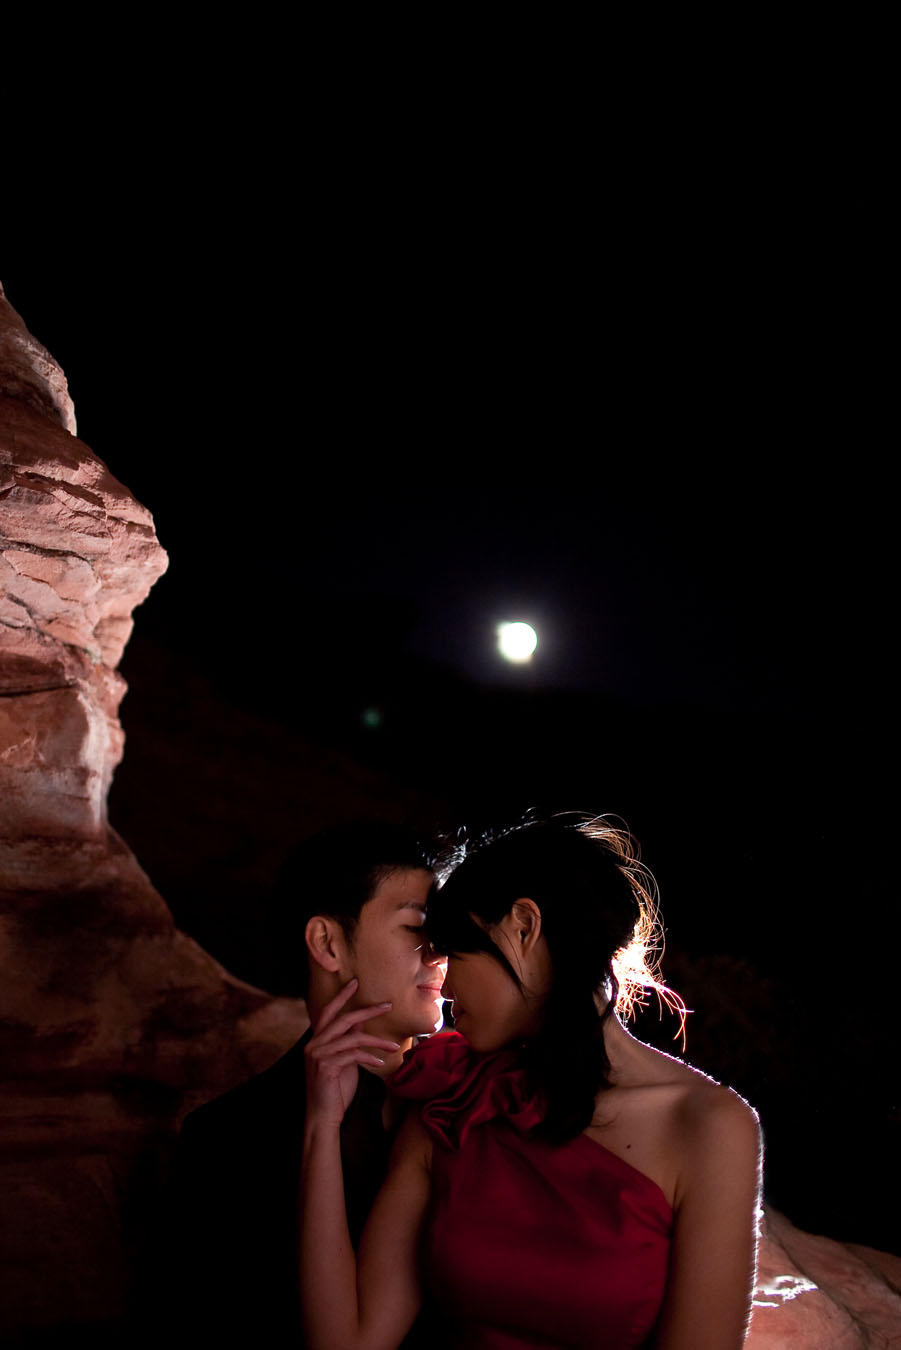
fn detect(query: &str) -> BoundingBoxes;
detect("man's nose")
[423,939,447,969]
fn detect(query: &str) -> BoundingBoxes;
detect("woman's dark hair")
[428,813,679,1144]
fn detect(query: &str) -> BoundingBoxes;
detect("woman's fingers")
[312,1049,390,1073]
[311,1010,396,1057]
[304,979,404,1127]
[306,978,400,1077]
[332,1033,401,1051]
[314,1002,393,1038]
[305,976,402,1111]
[318,977,359,1025]
[312,985,396,1048]
[307,1032,401,1064]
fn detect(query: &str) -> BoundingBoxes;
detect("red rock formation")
[749,1209,901,1346]
[0,282,307,1342]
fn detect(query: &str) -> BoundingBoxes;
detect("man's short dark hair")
[272,822,435,997]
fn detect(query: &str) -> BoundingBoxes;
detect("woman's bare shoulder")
[591,1029,759,1208]
[632,1031,753,1096]
[621,1035,760,1141]
[677,1073,761,1160]
[640,1045,761,1187]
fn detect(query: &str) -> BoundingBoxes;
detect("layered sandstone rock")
[0,283,307,1341]
[749,1208,901,1346]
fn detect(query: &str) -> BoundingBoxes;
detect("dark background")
[2,109,894,1253]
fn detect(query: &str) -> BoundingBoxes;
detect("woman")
[301,815,761,1349]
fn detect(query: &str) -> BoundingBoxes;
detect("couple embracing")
[173,815,760,1349]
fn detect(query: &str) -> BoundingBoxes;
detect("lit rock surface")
[0,283,164,841]
[0,282,307,1341]
[748,1208,901,1346]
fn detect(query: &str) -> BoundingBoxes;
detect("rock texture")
[749,1209,901,1346]
[0,283,164,844]
[0,283,307,1342]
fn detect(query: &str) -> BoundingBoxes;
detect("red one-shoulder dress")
[391,1031,672,1350]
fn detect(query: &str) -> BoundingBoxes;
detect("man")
[163,823,447,1347]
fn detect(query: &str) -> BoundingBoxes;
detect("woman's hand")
[300,980,428,1350]
[304,979,400,1129]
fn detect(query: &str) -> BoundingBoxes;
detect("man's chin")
[414,1001,446,1036]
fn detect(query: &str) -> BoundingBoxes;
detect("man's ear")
[508,898,542,954]
[304,915,347,975]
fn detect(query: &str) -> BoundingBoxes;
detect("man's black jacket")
[160,1032,400,1347]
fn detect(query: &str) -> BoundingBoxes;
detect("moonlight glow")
[497,622,538,663]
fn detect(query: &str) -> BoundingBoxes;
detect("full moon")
[497,621,538,663]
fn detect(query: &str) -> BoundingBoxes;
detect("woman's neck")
[601,1009,646,1086]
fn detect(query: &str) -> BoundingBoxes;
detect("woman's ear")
[509,898,542,953]
[304,915,347,975]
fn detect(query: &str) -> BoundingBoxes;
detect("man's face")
[344,867,448,1042]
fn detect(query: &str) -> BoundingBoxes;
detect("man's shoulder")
[179,1034,309,1146]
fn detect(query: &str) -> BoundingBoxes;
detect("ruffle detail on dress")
[391,1031,545,1150]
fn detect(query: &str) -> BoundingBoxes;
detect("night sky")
[2,156,893,1252]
